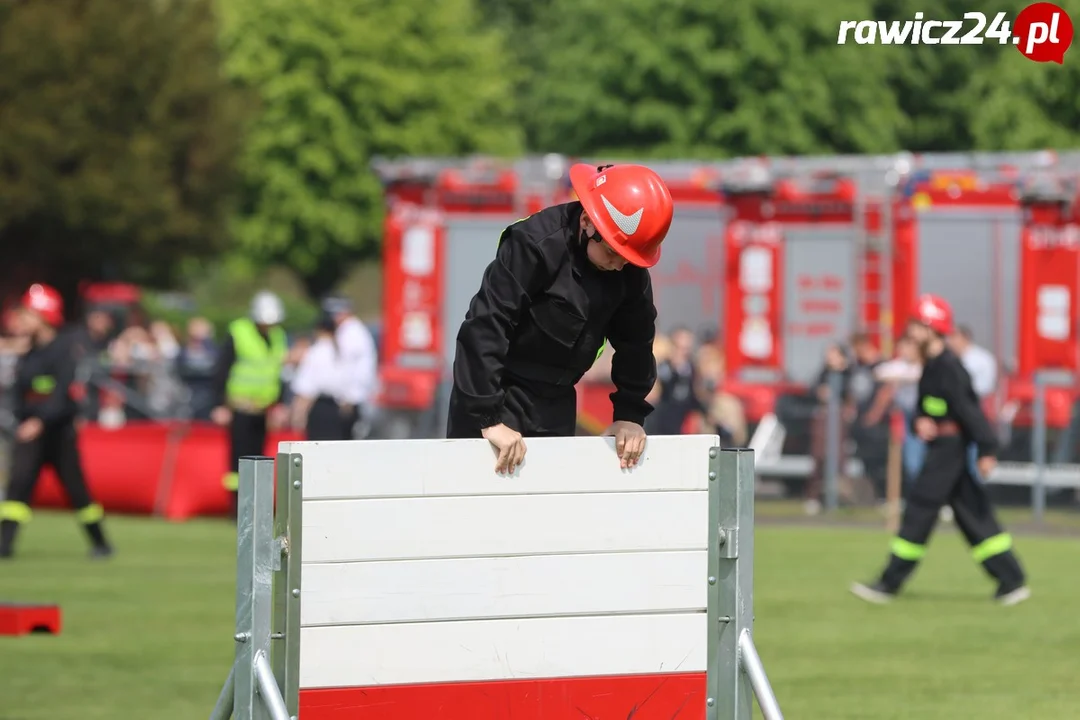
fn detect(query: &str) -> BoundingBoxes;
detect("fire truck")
[371,151,1080,470]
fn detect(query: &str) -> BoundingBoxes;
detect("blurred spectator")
[69,307,117,422]
[73,307,116,359]
[805,342,852,513]
[948,325,997,400]
[694,343,747,446]
[643,334,672,413]
[289,312,352,440]
[150,320,181,362]
[875,333,924,485]
[280,335,312,407]
[175,317,219,421]
[322,296,378,435]
[848,333,890,499]
[650,326,704,435]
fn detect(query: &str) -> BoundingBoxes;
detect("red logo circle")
[1013,2,1074,63]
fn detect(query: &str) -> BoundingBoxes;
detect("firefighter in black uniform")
[0,284,114,559]
[448,163,674,473]
[851,294,1030,606]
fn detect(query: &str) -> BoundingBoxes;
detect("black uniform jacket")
[12,331,80,427]
[448,202,658,436]
[914,348,998,458]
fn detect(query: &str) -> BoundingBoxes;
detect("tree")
[519,0,903,158]
[0,0,249,302]
[966,0,1080,150]
[218,0,523,298]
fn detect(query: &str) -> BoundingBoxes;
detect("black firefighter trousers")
[223,410,268,521]
[0,422,111,557]
[876,436,1026,593]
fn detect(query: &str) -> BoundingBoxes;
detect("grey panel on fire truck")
[438,216,522,435]
[783,226,858,384]
[915,208,1021,369]
[648,206,726,338]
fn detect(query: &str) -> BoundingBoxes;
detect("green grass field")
[1,510,1078,720]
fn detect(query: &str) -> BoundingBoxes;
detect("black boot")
[0,520,19,559]
[983,551,1029,605]
[82,521,114,559]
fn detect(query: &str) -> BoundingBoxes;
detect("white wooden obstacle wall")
[212,436,784,720]
[296,435,714,690]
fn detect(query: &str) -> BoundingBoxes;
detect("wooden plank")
[278,435,719,499]
[298,672,708,720]
[301,550,707,627]
[299,613,706,689]
[302,491,708,564]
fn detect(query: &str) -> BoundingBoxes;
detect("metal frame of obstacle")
[209,446,783,720]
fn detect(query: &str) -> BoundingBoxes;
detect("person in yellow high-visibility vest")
[210,291,289,518]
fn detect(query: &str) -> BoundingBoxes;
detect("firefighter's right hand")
[914,417,938,442]
[481,423,527,475]
[16,417,43,443]
[211,406,232,426]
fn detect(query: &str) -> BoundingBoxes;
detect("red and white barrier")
[209,436,784,720]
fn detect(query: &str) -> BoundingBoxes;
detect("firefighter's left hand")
[16,417,43,443]
[977,455,998,479]
[603,421,646,469]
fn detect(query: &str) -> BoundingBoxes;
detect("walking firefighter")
[0,284,114,560]
[851,293,1030,606]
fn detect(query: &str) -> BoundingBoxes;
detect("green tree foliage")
[218,0,523,297]
[511,0,1079,158]
[519,0,902,158]
[0,0,248,300]
[967,0,1080,150]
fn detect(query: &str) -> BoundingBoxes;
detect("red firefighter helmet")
[569,163,674,268]
[20,283,64,327]
[912,293,953,336]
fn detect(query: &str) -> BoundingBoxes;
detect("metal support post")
[255,652,292,720]
[272,453,303,718]
[824,371,844,512]
[233,456,283,720]
[1031,374,1047,524]
[707,447,784,720]
[208,667,235,720]
[738,630,783,720]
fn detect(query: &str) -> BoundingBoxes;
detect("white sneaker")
[939,506,954,523]
[850,581,896,604]
[995,586,1032,606]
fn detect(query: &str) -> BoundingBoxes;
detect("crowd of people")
[802,321,1000,515]
[0,282,1017,517]
[581,326,749,447]
[0,294,379,437]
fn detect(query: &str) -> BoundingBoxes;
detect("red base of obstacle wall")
[300,672,707,720]
[0,603,62,636]
[29,421,304,521]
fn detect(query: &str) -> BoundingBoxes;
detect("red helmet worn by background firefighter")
[20,283,64,327]
[912,293,954,336]
[569,163,674,268]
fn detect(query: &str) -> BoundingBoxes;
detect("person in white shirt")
[948,324,999,484]
[322,296,378,436]
[289,313,352,440]
[874,333,924,485]
[948,325,997,399]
